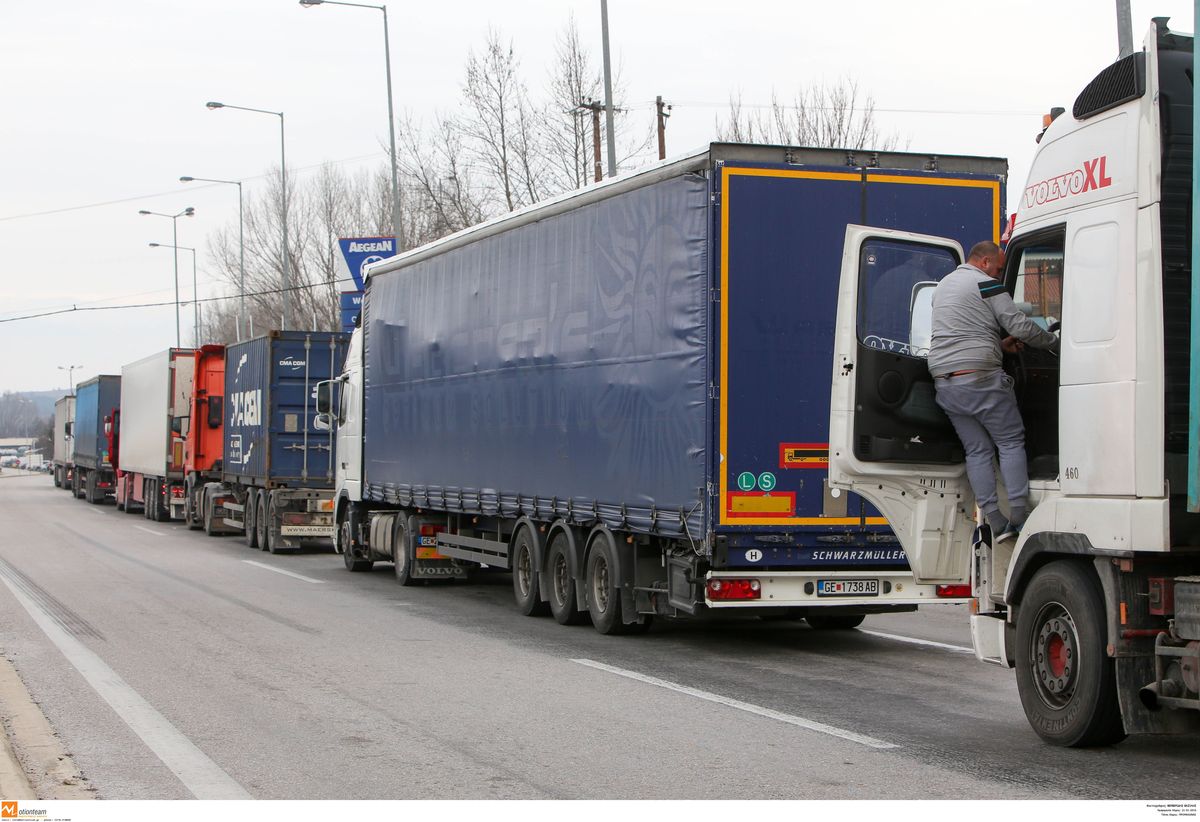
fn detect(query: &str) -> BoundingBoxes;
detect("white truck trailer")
[52,395,75,489]
[827,19,1200,746]
[115,349,196,521]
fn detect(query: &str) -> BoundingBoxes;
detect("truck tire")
[585,533,649,635]
[340,510,373,572]
[203,488,220,537]
[186,483,202,531]
[255,489,270,547]
[806,614,866,630]
[244,491,258,548]
[546,532,587,626]
[511,527,548,616]
[53,467,62,488]
[143,480,154,520]
[392,516,417,586]
[85,471,102,505]
[72,470,84,499]
[1014,561,1126,747]
[265,496,280,553]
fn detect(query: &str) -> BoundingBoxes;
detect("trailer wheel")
[585,533,647,635]
[143,480,154,519]
[392,517,417,586]
[806,614,866,630]
[72,470,83,499]
[266,494,282,552]
[340,510,372,572]
[546,533,587,625]
[85,471,102,505]
[53,467,61,488]
[242,491,257,548]
[511,527,548,616]
[255,491,269,551]
[1015,561,1126,747]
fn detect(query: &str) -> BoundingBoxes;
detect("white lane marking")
[0,570,252,799]
[571,658,897,750]
[84,507,103,515]
[859,629,973,655]
[133,526,166,537]
[241,560,325,585]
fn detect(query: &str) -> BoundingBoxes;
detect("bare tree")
[717,79,901,150]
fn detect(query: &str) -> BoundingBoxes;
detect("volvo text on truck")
[211,331,346,552]
[318,142,1007,634]
[114,348,196,521]
[52,394,75,489]
[71,375,120,504]
[826,20,1200,745]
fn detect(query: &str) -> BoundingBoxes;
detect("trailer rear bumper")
[703,569,969,609]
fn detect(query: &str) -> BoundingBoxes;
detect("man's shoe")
[995,524,1021,545]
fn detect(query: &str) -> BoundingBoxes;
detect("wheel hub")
[516,546,532,596]
[553,554,569,604]
[1031,603,1079,709]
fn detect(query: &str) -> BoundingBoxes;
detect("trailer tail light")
[171,486,185,499]
[707,578,761,601]
[308,498,334,513]
[98,481,112,489]
[936,584,971,598]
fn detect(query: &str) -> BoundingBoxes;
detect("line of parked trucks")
[54,333,347,550]
[46,18,1200,749]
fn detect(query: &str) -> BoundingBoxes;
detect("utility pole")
[578,100,604,183]
[656,95,672,160]
[1115,0,1133,58]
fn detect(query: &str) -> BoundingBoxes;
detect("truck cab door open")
[829,225,976,583]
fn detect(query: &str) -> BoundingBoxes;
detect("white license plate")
[816,578,879,597]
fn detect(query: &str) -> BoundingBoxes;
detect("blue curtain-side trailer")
[333,143,1005,633]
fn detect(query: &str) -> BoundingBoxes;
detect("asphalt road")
[0,473,1196,800]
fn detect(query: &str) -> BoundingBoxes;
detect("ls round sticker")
[758,472,777,491]
[737,472,756,491]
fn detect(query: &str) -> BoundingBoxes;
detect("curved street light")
[181,175,245,339]
[150,243,199,346]
[207,101,290,330]
[138,206,195,346]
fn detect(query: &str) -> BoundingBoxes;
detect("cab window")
[1012,247,1064,330]
[857,239,959,358]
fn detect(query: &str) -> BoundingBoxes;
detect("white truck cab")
[829,20,1200,746]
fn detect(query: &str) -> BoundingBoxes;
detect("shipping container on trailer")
[114,348,195,521]
[324,141,1006,633]
[71,375,120,504]
[217,331,348,553]
[52,395,75,489]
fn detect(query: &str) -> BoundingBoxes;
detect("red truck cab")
[183,345,227,531]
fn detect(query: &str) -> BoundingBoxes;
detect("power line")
[0,151,386,224]
[627,99,1041,117]
[0,277,356,326]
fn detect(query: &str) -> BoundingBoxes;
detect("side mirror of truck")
[171,417,183,435]
[207,396,223,429]
[64,422,72,438]
[314,413,332,432]
[315,381,332,415]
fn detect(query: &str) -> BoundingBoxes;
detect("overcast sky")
[0,0,1193,392]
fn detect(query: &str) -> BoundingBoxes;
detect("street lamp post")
[150,243,198,346]
[207,101,291,330]
[181,176,245,339]
[138,207,195,347]
[299,0,402,250]
[57,364,83,394]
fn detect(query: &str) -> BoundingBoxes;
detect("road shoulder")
[0,653,93,799]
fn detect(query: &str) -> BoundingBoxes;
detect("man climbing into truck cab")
[927,240,1059,545]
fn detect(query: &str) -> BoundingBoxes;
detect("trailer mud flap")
[667,553,701,615]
